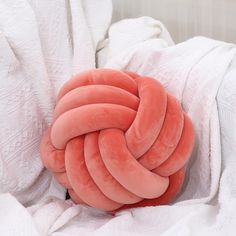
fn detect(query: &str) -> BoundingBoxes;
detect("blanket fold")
[0,0,112,206]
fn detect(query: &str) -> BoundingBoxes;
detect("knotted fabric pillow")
[40,68,195,211]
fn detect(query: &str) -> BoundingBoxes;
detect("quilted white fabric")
[0,0,112,205]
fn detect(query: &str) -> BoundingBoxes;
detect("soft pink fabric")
[40,69,195,211]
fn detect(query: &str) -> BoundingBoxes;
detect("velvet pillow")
[40,68,195,211]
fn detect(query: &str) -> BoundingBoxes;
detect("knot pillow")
[40,68,195,211]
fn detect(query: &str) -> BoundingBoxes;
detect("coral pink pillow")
[40,69,195,211]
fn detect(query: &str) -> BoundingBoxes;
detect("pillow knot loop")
[40,69,195,211]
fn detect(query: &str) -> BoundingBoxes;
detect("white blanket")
[0,0,112,205]
[1,1,236,236]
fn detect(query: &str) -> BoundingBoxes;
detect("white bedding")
[1,1,236,236]
[0,0,112,205]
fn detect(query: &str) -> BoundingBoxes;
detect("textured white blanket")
[1,1,236,236]
[0,0,112,205]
